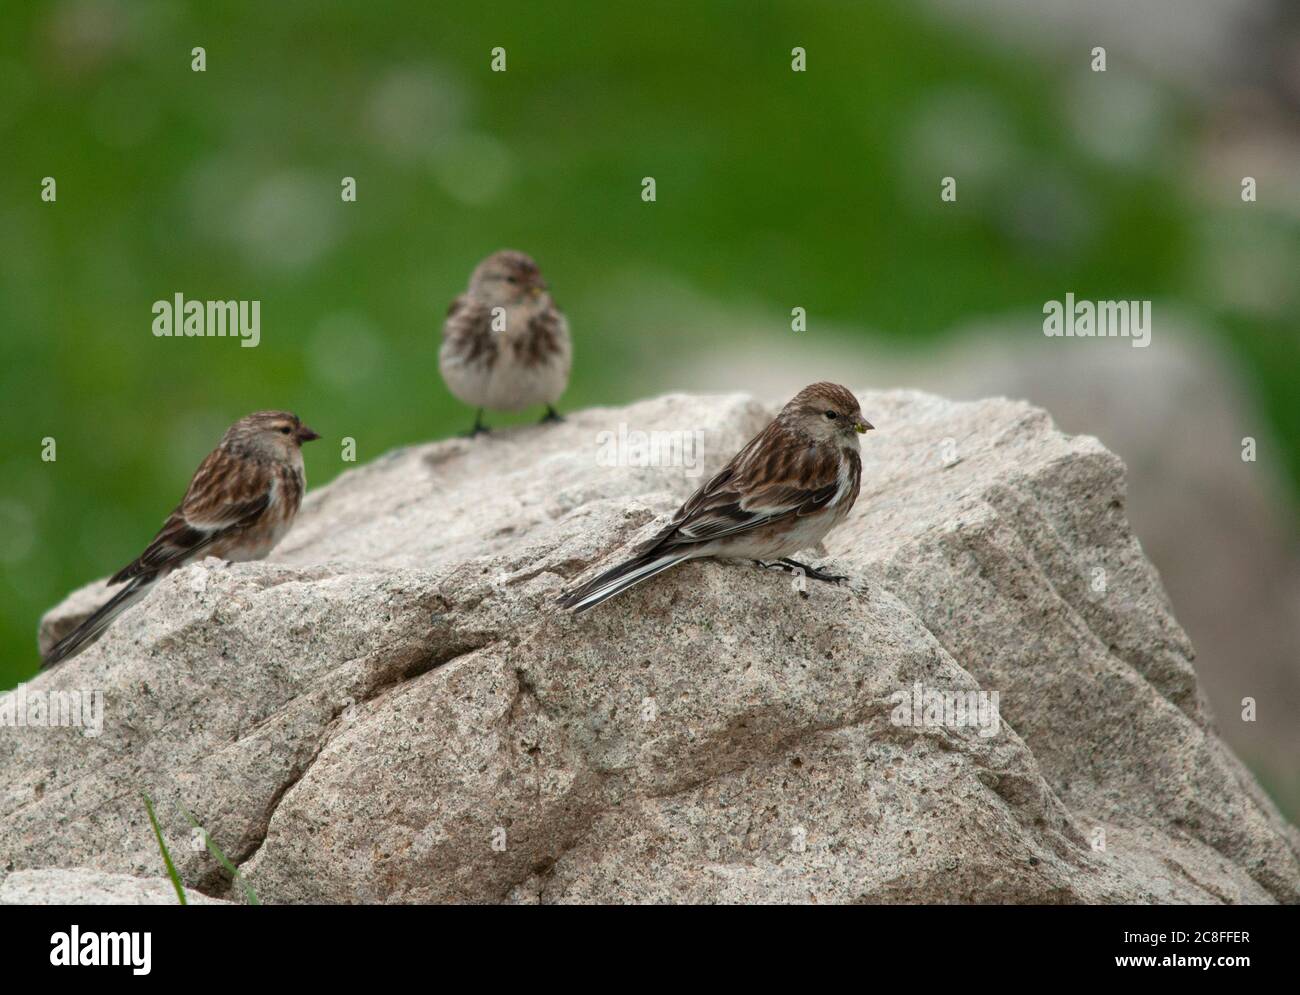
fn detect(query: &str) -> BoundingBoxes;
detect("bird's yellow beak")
[854,417,874,434]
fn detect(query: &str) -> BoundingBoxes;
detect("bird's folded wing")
[108,449,274,585]
[524,307,570,364]
[635,419,847,552]
[671,479,841,544]
[443,295,491,342]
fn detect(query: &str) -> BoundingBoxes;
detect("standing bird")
[41,411,320,668]
[439,249,572,436]
[558,382,873,614]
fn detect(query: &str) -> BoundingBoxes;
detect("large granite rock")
[673,328,1300,824]
[3,390,1296,904]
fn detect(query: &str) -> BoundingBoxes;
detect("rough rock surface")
[0,868,228,905]
[677,328,1300,822]
[3,390,1297,904]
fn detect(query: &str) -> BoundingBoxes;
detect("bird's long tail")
[41,575,156,669]
[557,549,690,614]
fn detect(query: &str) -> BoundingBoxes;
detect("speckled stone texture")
[0,868,229,904]
[5,390,1297,904]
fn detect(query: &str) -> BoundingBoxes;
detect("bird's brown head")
[780,382,874,447]
[467,249,549,306]
[222,410,321,459]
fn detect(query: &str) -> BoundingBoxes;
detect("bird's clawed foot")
[539,405,564,424]
[782,558,849,583]
[756,558,849,585]
[464,410,490,438]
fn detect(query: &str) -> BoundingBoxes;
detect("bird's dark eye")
[505,275,518,284]
[279,426,292,435]
[824,410,838,420]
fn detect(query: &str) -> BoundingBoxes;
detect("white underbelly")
[485,354,568,410]
[441,348,569,412]
[223,521,292,562]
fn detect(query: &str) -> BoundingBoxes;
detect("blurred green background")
[1,1,1297,813]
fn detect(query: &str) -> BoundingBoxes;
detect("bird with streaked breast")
[41,411,320,668]
[439,249,572,437]
[558,382,873,614]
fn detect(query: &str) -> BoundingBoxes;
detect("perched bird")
[41,411,320,668]
[558,382,873,614]
[439,249,572,436]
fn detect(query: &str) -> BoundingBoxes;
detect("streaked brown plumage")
[41,411,320,668]
[439,249,572,435]
[558,382,873,613]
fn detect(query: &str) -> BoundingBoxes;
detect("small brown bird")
[439,249,572,436]
[41,411,320,668]
[558,382,873,613]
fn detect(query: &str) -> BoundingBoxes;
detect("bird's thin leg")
[464,409,490,438]
[754,559,811,598]
[778,557,848,584]
[539,405,564,424]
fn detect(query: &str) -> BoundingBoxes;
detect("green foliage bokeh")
[1,0,1296,698]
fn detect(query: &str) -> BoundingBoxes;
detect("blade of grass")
[142,792,187,905]
[178,805,260,906]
